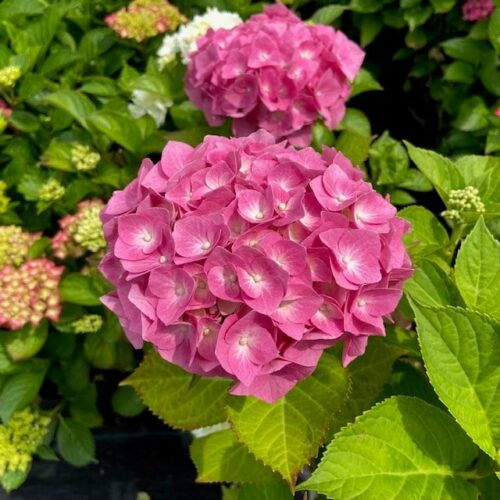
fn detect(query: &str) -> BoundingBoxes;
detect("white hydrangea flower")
[157,8,242,68]
[128,89,173,127]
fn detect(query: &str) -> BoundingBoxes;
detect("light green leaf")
[298,396,479,499]
[398,206,449,260]
[1,468,30,493]
[455,218,500,317]
[190,429,279,483]
[369,131,408,185]
[453,96,490,132]
[441,38,490,63]
[350,68,383,97]
[486,129,500,155]
[338,108,371,137]
[45,90,96,129]
[360,15,383,47]
[226,352,348,484]
[405,142,464,200]
[56,418,96,467]
[412,304,500,460]
[443,61,475,84]
[124,350,232,430]
[310,5,347,25]
[404,259,462,308]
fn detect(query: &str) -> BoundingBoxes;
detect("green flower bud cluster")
[69,200,106,253]
[0,226,40,267]
[71,144,101,172]
[0,181,10,213]
[39,179,65,202]
[441,186,485,224]
[0,408,50,477]
[72,314,103,333]
[0,66,21,87]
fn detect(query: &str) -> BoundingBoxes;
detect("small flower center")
[278,202,286,211]
[239,334,250,346]
[142,231,152,242]
[159,256,167,264]
[175,285,185,297]
[201,241,211,250]
[357,299,367,307]
[336,194,347,202]
[342,255,352,265]
[252,273,262,283]
[255,211,264,220]
[203,327,211,337]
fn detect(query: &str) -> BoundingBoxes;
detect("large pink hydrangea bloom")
[185,4,364,147]
[100,131,412,403]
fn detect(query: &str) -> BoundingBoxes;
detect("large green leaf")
[44,90,96,129]
[298,396,479,499]
[56,418,96,467]
[398,206,449,260]
[412,304,500,460]
[405,142,464,200]
[222,481,293,500]
[455,219,500,318]
[59,273,102,306]
[0,361,48,422]
[190,429,279,484]
[226,352,348,484]
[404,259,462,308]
[124,350,232,430]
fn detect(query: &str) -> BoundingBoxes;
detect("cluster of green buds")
[52,199,106,258]
[39,179,65,202]
[104,0,186,42]
[0,226,40,267]
[72,314,104,333]
[71,144,101,172]
[0,65,21,87]
[0,408,51,478]
[441,186,485,224]
[0,181,10,213]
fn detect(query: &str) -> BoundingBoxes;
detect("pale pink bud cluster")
[185,5,364,147]
[0,258,64,330]
[0,99,12,118]
[100,131,412,403]
[105,0,186,42]
[462,0,495,21]
[52,199,106,259]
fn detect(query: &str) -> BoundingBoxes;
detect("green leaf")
[45,90,96,129]
[190,429,279,483]
[360,15,383,47]
[124,350,232,430]
[41,140,74,172]
[489,9,500,53]
[350,68,383,97]
[328,338,406,436]
[59,273,102,306]
[8,111,40,132]
[298,396,479,499]
[412,304,500,460]
[338,108,371,136]
[453,96,490,132]
[335,130,372,165]
[369,131,409,185]
[226,352,348,484]
[3,320,49,361]
[430,0,456,13]
[56,418,96,467]
[404,259,462,308]
[441,38,490,63]
[0,362,48,422]
[1,468,30,493]
[486,128,500,155]
[111,386,145,418]
[398,206,449,260]
[88,110,143,152]
[455,219,500,318]
[405,142,464,200]
[443,61,475,84]
[310,5,347,24]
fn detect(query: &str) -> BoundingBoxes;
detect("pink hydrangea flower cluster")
[462,0,495,21]
[185,5,364,147]
[0,258,63,330]
[100,131,412,403]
